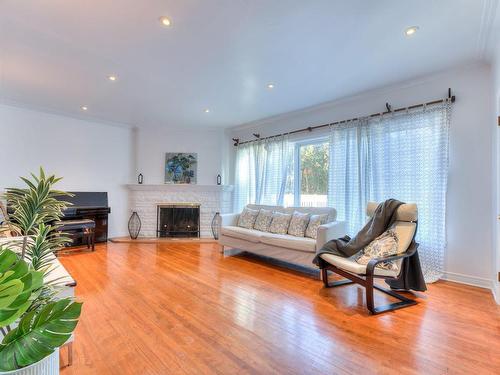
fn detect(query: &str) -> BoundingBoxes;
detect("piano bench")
[56,219,96,251]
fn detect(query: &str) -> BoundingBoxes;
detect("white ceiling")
[0,0,497,129]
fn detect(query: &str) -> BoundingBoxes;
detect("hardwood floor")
[58,242,500,375]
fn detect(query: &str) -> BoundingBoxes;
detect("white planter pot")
[0,349,59,375]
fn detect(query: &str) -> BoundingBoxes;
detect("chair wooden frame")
[320,221,419,315]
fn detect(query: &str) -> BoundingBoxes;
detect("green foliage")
[0,248,43,328]
[26,223,71,273]
[4,167,72,236]
[0,299,82,371]
[299,143,329,195]
[0,168,83,370]
[3,167,72,270]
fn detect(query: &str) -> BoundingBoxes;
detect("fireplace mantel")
[126,184,233,193]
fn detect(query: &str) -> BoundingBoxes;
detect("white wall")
[134,127,227,186]
[0,104,133,237]
[229,63,496,290]
[492,43,500,303]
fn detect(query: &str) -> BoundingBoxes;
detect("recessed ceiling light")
[404,26,419,37]
[267,83,275,89]
[204,108,210,113]
[81,106,88,111]
[159,16,171,27]
[108,75,117,81]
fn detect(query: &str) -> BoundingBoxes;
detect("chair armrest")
[316,221,347,250]
[220,213,240,227]
[366,242,419,277]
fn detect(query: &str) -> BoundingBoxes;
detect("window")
[284,139,329,207]
[233,101,450,282]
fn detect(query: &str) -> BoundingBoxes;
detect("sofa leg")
[219,244,224,254]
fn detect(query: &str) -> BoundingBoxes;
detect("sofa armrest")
[316,221,347,251]
[220,213,240,228]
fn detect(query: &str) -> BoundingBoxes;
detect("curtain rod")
[234,88,456,146]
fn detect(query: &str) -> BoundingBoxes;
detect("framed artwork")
[165,153,197,184]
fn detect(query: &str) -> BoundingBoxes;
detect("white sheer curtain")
[328,101,451,282]
[234,136,293,211]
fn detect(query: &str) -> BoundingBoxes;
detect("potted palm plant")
[0,168,82,374]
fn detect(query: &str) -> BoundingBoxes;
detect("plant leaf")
[0,299,82,371]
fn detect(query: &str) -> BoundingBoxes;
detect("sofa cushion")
[237,207,259,229]
[221,226,264,243]
[287,211,310,237]
[269,212,292,234]
[253,209,273,232]
[320,253,402,277]
[261,233,316,253]
[305,214,328,239]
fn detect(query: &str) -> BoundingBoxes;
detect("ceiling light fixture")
[81,106,88,111]
[159,16,172,27]
[108,75,117,81]
[404,26,419,37]
[267,83,275,89]
[204,109,210,113]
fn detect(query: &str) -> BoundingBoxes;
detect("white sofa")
[218,204,346,269]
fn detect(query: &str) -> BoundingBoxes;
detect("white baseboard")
[441,272,499,304]
[440,271,493,289]
[493,283,500,305]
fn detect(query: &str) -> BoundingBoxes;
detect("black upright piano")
[61,192,111,245]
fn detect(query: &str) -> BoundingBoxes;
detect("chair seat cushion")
[261,233,316,253]
[320,253,402,277]
[220,226,264,243]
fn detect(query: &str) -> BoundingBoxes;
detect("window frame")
[292,137,329,207]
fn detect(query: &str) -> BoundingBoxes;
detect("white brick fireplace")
[127,184,233,238]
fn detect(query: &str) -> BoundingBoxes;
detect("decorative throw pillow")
[305,214,328,239]
[355,229,399,271]
[287,211,310,237]
[269,212,293,235]
[237,207,259,229]
[253,209,273,232]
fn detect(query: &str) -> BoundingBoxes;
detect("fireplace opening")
[157,204,200,238]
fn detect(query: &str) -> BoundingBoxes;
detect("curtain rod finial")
[448,88,455,103]
[385,102,392,112]
[232,138,240,146]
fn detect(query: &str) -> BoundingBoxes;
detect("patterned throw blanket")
[313,199,404,266]
[313,199,427,292]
